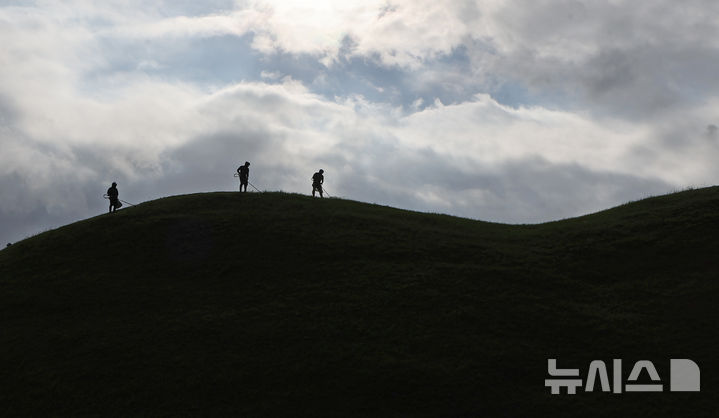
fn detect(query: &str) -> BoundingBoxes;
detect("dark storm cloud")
[322,141,674,223]
[707,124,718,140]
[0,94,19,127]
[485,0,719,119]
[140,129,289,196]
[0,172,99,246]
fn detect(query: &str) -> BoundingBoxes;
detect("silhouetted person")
[107,182,121,213]
[237,161,250,192]
[312,169,324,198]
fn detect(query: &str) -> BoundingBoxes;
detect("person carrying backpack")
[312,169,324,198]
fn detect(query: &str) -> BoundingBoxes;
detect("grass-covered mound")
[1,189,718,416]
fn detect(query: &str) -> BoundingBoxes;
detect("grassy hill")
[1,188,718,416]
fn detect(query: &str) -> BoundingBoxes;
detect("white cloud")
[72,0,485,68]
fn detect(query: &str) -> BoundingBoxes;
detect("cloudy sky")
[2,0,719,245]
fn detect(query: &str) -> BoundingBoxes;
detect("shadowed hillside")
[1,189,718,416]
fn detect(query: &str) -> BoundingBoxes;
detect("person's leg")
[109,203,112,213]
[319,186,323,198]
[312,186,316,197]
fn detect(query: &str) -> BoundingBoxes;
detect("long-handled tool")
[247,181,261,192]
[103,194,136,207]
[234,173,262,192]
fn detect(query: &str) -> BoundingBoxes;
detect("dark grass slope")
[1,188,719,416]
